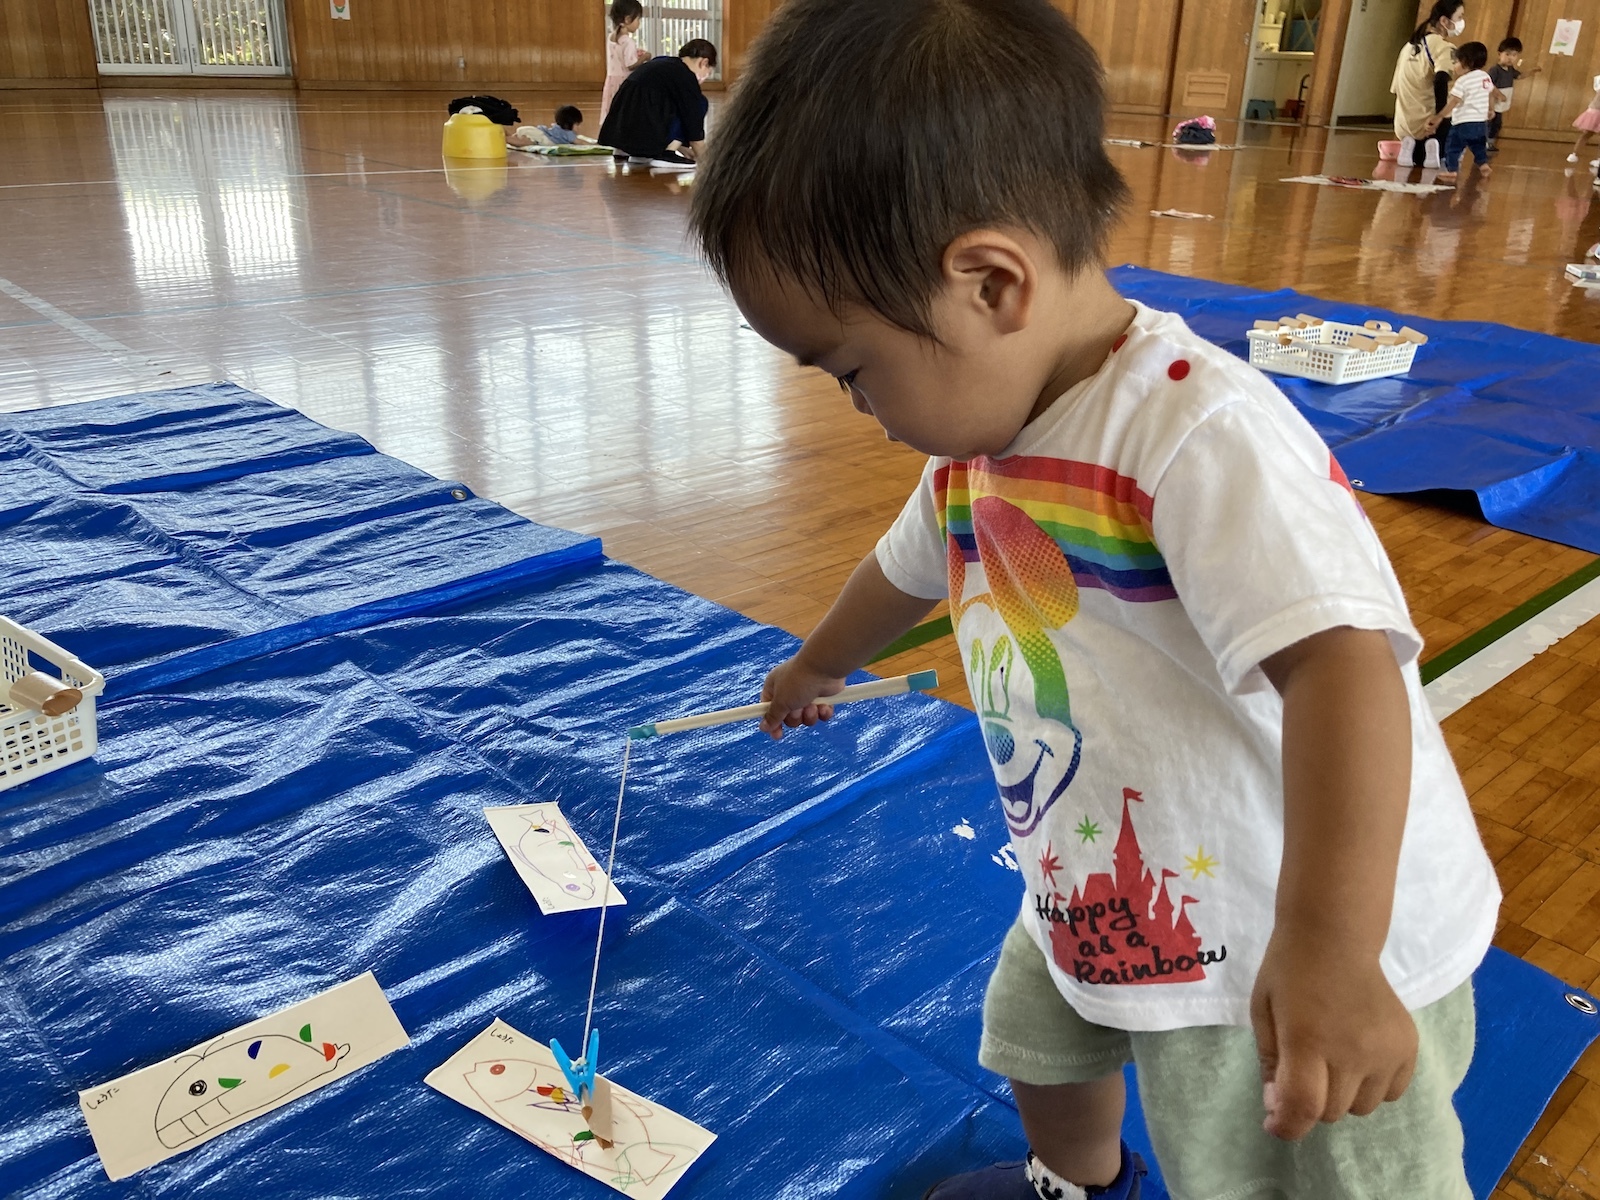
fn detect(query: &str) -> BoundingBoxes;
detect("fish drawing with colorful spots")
[153,1024,349,1148]
[465,1057,687,1188]
[515,812,602,902]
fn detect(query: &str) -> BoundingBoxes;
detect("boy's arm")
[760,553,939,737]
[1254,625,1417,1141]
[1425,94,1461,129]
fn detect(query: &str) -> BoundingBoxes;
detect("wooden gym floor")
[2,89,1599,1197]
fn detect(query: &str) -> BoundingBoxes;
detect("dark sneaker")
[649,150,696,170]
[923,1145,1145,1200]
[922,1160,1035,1200]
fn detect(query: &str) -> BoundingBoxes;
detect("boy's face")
[1499,49,1519,66]
[734,270,1045,461]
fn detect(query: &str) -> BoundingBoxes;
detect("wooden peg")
[1295,313,1324,325]
[1346,333,1378,352]
[582,1075,616,1149]
[7,671,82,717]
[1398,326,1428,344]
[1254,319,1281,331]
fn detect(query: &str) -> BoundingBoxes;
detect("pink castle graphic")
[1043,789,1221,986]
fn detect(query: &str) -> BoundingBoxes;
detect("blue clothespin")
[550,1028,599,1101]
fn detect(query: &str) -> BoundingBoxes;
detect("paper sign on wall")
[330,0,350,18]
[426,1018,715,1199]
[484,802,626,915]
[1552,18,1581,55]
[79,973,409,1180]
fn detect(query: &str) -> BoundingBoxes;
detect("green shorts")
[979,920,1475,1200]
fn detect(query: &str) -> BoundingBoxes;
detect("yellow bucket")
[441,112,506,160]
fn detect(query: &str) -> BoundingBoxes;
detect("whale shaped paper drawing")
[79,972,409,1180]
[484,802,626,914]
[153,1029,350,1147]
[426,1018,713,1199]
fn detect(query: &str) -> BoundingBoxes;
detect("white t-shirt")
[876,301,1499,1032]
[1451,69,1496,124]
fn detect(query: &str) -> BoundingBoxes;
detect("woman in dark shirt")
[599,39,717,167]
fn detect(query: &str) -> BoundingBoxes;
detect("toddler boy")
[691,1,1499,1197]
[1488,37,1536,148]
[1427,41,1502,181]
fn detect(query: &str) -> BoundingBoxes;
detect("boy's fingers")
[1250,992,1277,1083]
[1384,1050,1416,1103]
[1321,1069,1361,1124]
[1348,1073,1388,1118]
[1264,1048,1327,1141]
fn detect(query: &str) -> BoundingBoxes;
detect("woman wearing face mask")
[1392,2,1465,169]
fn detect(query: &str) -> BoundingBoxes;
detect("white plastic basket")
[1247,320,1419,385]
[1,617,105,793]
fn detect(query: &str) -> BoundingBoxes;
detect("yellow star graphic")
[1184,845,1219,879]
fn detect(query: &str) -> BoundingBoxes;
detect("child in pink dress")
[1567,77,1600,166]
[601,0,648,127]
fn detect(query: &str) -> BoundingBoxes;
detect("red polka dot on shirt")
[1168,359,1191,381]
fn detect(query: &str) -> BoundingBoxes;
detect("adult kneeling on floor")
[599,38,717,169]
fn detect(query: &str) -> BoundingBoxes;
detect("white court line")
[1425,575,1600,721]
[0,275,168,380]
[0,161,610,192]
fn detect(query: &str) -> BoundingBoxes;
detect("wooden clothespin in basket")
[7,671,82,717]
[1398,326,1429,345]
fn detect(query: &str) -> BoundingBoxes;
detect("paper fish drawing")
[426,1019,713,1199]
[483,803,626,914]
[80,973,409,1182]
[154,1026,349,1148]
[517,815,600,901]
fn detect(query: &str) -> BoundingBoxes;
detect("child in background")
[1567,76,1600,166]
[601,0,648,126]
[1427,41,1499,182]
[1488,37,1538,150]
[693,0,1498,1197]
[512,105,589,147]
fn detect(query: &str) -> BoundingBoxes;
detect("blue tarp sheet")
[0,385,1595,1199]
[1111,265,1600,555]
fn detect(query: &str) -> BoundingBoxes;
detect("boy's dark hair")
[609,0,642,29]
[679,37,717,66]
[449,94,519,126]
[554,104,583,129]
[1498,37,1522,53]
[691,0,1127,337]
[1457,40,1488,70]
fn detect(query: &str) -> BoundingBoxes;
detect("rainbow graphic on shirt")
[938,454,1175,837]
[937,457,1176,606]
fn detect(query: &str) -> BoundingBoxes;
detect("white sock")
[1025,1152,1088,1200]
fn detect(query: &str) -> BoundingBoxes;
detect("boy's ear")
[941,230,1037,336]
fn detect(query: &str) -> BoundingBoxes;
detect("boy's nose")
[849,388,870,415]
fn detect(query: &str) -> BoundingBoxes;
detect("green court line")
[866,554,1600,683]
[868,614,953,663]
[1418,554,1600,684]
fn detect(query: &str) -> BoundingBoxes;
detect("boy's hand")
[1251,933,1418,1141]
[759,655,845,739]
